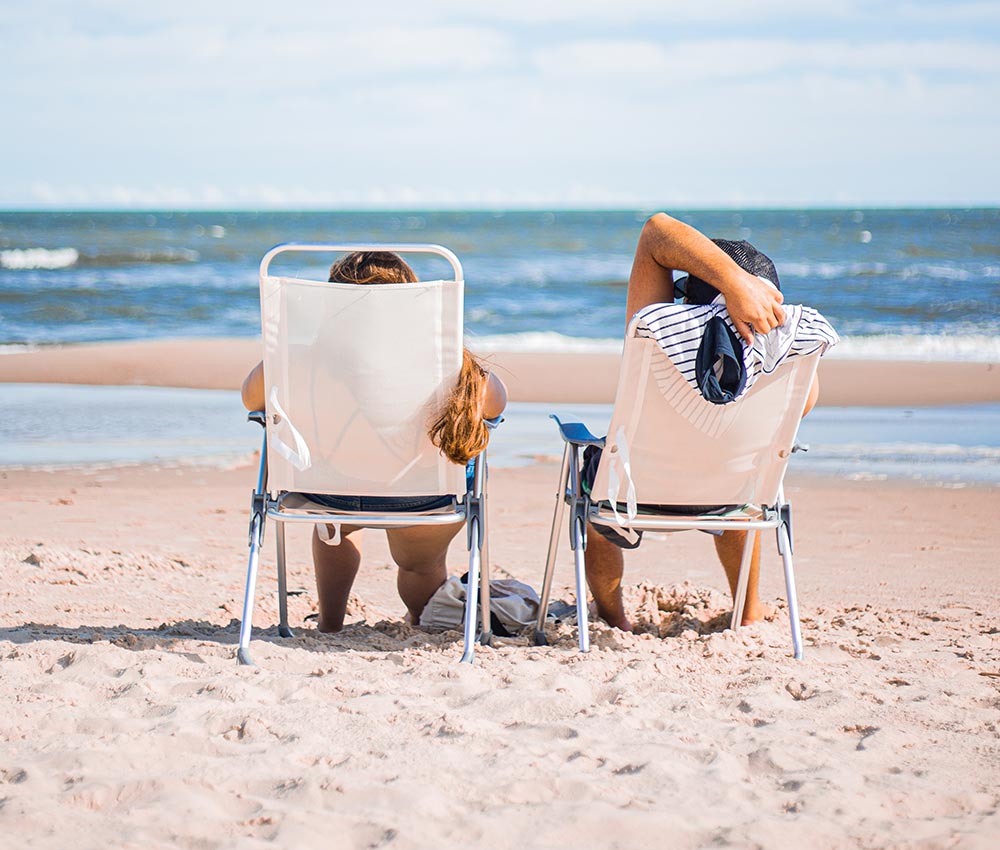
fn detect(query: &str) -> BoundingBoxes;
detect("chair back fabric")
[259,251,466,498]
[592,323,820,508]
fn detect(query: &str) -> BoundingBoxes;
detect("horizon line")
[2,203,999,214]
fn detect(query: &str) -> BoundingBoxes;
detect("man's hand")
[723,271,786,345]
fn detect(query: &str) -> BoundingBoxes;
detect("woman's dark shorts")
[303,493,455,512]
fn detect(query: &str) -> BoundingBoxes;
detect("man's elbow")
[644,211,676,233]
[802,375,820,417]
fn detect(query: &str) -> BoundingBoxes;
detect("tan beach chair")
[535,314,822,659]
[238,243,497,665]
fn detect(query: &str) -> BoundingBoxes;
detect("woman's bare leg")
[312,525,362,633]
[386,523,463,624]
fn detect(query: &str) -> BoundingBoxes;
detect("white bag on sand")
[419,576,539,636]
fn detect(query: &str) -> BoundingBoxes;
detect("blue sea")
[2,209,999,356]
[1,209,998,482]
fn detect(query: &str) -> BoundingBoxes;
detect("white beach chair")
[535,314,822,659]
[238,243,497,665]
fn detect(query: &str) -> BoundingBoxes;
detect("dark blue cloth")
[695,316,746,404]
[303,493,455,512]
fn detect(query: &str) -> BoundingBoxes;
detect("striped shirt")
[634,295,839,401]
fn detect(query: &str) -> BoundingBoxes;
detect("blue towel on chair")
[696,316,746,404]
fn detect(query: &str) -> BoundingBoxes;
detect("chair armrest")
[247,410,266,428]
[549,414,605,447]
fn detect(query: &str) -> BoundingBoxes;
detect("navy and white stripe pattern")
[634,296,839,402]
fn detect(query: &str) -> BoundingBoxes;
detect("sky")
[3,1,999,209]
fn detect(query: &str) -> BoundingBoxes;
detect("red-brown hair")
[328,251,416,285]
[428,349,491,465]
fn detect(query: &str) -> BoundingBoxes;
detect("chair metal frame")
[237,243,496,665]
[534,319,820,660]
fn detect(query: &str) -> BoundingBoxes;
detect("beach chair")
[238,243,497,665]
[534,314,822,659]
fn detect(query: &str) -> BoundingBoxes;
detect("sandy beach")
[3,337,1000,405]
[2,341,999,849]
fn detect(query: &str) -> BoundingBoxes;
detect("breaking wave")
[0,248,79,270]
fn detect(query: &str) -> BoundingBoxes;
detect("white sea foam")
[812,443,1000,460]
[468,332,623,353]
[468,331,1000,362]
[780,260,999,281]
[0,247,79,270]
[830,334,1000,362]
[781,261,889,279]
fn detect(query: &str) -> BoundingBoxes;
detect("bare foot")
[740,601,778,626]
[590,601,634,632]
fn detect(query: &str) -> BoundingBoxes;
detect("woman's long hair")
[428,349,491,465]
[329,250,490,466]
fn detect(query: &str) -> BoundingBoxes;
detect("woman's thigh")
[385,522,463,572]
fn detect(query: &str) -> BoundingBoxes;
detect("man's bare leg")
[312,525,362,633]
[714,529,771,625]
[583,526,633,631]
[387,523,463,624]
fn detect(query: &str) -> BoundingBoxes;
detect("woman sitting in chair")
[241,251,507,632]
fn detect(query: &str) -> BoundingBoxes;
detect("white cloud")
[530,37,1000,84]
[2,6,998,207]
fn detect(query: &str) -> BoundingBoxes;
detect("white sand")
[1,461,998,849]
[2,340,999,848]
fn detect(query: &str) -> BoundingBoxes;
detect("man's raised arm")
[626,212,786,344]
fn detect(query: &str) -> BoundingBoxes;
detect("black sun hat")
[677,239,781,305]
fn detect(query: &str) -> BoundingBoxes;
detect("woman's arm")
[241,360,265,411]
[483,372,507,420]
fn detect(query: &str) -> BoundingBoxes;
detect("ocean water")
[2,209,999,358]
[2,209,998,483]
[2,385,997,487]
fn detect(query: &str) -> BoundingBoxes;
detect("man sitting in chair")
[586,213,820,631]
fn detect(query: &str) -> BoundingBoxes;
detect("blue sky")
[3,1,999,208]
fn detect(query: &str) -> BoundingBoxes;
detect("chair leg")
[237,513,264,666]
[534,444,571,646]
[729,529,756,632]
[571,515,591,654]
[460,515,482,664]
[479,481,493,648]
[275,522,294,639]
[777,522,804,660]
